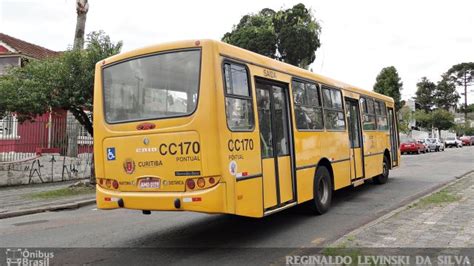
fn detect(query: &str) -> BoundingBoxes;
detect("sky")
[1,0,473,103]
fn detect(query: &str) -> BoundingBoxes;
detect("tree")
[414,109,455,137]
[414,77,436,112]
[74,0,89,50]
[0,31,123,136]
[373,66,403,111]
[432,109,455,137]
[222,9,277,59]
[446,62,474,123]
[462,103,474,113]
[434,74,460,111]
[397,105,413,134]
[273,3,321,68]
[223,3,321,68]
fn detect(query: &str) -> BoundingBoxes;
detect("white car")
[425,138,445,152]
[445,137,463,148]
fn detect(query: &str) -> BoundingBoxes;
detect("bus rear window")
[102,49,201,123]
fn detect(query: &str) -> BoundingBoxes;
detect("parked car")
[470,136,474,145]
[445,137,463,148]
[417,139,430,152]
[425,138,445,152]
[460,136,472,146]
[400,139,426,154]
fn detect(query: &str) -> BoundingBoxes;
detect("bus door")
[255,78,295,210]
[344,97,364,180]
[387,107,399,167]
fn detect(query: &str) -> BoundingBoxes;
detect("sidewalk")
[332,172,474,248]
[0,180,96,219]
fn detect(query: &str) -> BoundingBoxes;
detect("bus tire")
[373,156,389,184]
[309,166,332,215]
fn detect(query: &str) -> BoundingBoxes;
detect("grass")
[413,189,461,208]
[27,186,95,200]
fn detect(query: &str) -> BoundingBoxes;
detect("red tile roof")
[0,33,59,59]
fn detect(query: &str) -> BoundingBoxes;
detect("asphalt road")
[1,146,473,265]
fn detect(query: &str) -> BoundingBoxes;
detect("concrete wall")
[0,153,92,186]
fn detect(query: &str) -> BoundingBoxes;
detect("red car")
[460,136,472,146]
[400,139,426,154]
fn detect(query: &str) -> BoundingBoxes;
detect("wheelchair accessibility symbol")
[107,148,116,161]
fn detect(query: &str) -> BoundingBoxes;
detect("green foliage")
[0,31,122,135]
[373,66,403,111]
[397,105,413,134]
[466,127,474,136]
[434,75,460,111]
[414,109,455,132]
[455,124,474,136]
[415,189,461,207]
[223,3,321,68]
[460,103,474,113]
[27,186,94,199]
[414,77,436,112]
[222,9,277,59]
[446,62,474,87]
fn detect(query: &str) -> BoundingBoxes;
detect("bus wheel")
[309,166,332,215]
[373,156,389,184]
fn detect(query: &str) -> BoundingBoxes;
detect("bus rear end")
[93,40,226,214]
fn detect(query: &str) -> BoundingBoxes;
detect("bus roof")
[214,40,394,103]
[101,39,394,104]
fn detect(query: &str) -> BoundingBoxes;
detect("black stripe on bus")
[236,173,262,182]
[295,157,350,171]
[364,151,385,157]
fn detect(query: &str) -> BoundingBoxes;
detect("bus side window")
[375,101,388,131]
[292,80,323,130]
[361,97,376,130]
[223,63,254,131]
[321,86,345,130]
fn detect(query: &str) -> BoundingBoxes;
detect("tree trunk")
[73,0,89,50]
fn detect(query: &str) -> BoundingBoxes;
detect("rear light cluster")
[185,176,220,191]
[97,178,119,190]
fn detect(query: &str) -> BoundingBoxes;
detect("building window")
[0,113,19,139]
[322,86,346,130]
[223,62,254,131]
[292,80,324,130]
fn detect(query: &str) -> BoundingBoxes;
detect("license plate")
[139,179,161,189]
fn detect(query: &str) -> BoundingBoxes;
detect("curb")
[329,169,474,246]
[0,198,96,219]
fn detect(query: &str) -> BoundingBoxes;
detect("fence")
[0,113,93,186]
[0,113,92,162]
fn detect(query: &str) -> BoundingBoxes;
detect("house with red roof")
[0,33,90,162]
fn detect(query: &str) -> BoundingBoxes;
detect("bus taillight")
[197,178,205,188]
[112,180,119,189]
[186,179,196,190]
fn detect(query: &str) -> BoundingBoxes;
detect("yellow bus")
[94,40,400,218]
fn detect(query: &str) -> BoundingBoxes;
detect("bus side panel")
[235,178,263,217]
[363,131,383,178]
[333,160,352,189]
[320,132,351,190]
[93,62,105,181]
[293,129,320,202]
[215,53,263,216]
[296,168,315,203]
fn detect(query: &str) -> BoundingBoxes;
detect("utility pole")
[464,71,468,126]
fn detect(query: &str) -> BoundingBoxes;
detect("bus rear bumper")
[96,183,227,214]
